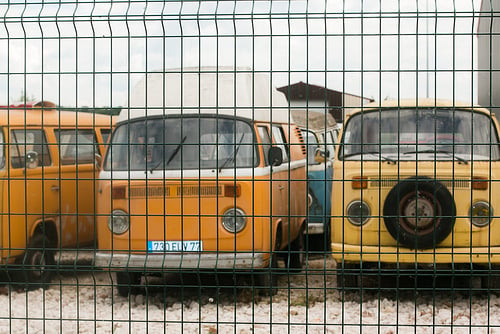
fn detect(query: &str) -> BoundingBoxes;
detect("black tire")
[116,271,142,297]
[336,262,359,289]
[481,265,500,291]
[383,177,455,249]
[306,225,332,252]
[255,230,281,296]
[15,234,55,290]
[255,254,278,296]
[285,228,305,272]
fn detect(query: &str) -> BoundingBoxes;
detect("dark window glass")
[105,117,258,171]
[11,130,51,168]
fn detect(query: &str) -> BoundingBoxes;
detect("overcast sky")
[0,0,484,107]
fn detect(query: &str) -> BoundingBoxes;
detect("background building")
[277,82,374,123]
[478,0,500,109]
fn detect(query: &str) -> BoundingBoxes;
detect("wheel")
[481,265,500,291]
[255,253,278,296]
[324,222,332,252]
[336,262,359,289]
[383,177,456,249]
[15,234,55,290]
[116,271,142,297]
[255,231,281,296]
[285,228,305,272]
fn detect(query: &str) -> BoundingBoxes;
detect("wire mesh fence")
[0,0,498,333]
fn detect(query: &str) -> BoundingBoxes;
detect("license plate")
[147,240,203,253]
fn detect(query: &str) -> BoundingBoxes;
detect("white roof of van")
[348,99,491,115]
[119,67,292,124]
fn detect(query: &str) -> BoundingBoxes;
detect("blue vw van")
[291,109,338,250]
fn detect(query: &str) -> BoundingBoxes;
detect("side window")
[55,129,97,165]
[302,129,319,165]
[257,126,272,166]
[320,133,327,152]
[100,128,112,144]
[326,131,336,158]
[333,129,340,143]
[271,125,289,162]
[11,129,52,168]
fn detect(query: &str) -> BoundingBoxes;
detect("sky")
[0,0,485,107]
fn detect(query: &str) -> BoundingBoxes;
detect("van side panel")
[57,164,98,247]
[47,126,112,248]
[282,125,308,240]
[3,167,59,259]
[308,167,333,224]
[0,109,115,263]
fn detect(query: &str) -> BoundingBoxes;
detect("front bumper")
[94,251,265,270]
[332,243,500,264]
[306,221,325,234]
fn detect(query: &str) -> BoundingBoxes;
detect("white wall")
[478,0,500,109]
[287,99,329,113]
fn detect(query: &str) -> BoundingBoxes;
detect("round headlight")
[222,208,247,233]
[347,200,371,226]
[470,201,492,227]
[107,209,130,235]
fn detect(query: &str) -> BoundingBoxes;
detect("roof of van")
[0,102,115,127]
[121,67,293,124]
[290,109,336,131]
[347,99,492,117]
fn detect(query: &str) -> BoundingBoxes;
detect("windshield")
[104,116,258,171]
[340,108,500,161]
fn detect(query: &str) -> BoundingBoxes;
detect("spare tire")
[383,177,456,249]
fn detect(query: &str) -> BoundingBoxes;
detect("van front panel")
[96,176,278,265]
[332,104,500,264]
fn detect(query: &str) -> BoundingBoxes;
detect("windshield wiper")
[404,149,468,165]
[341,151,397,164]
[218,134,245,173]
[148,135,187,173]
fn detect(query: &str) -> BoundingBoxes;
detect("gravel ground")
[1,253,500,333]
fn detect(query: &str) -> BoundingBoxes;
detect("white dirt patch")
[0,253,500,333]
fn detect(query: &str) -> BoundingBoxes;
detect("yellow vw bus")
[332,99,500,287]
[0,101,115,288]
[95,69,308,296]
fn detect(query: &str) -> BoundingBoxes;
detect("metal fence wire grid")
[0,0,500,333]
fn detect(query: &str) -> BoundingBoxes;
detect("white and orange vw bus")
[0,101,115,288]
[95,69,308,296]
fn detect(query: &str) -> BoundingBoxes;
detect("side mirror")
[314,148,329,164]
[268,147,283,167]
[25,151,39,169]
[95,153,103,170]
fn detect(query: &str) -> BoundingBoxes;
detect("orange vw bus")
[0,101,115,288]
[95,69,308,296]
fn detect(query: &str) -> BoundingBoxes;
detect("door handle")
[51,186,60,192]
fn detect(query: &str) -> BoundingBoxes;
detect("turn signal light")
[352,176,368,189]
[224,184,241,198]
[472,177,488,190]
[112,186,127,199]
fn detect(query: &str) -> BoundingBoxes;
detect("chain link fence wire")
[0,0,498,333]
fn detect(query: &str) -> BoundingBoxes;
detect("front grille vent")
[370,178,471,189]
[129,184,223,198]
